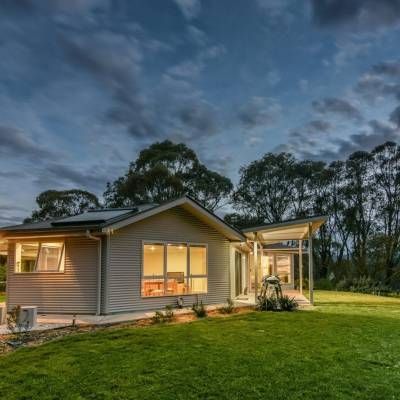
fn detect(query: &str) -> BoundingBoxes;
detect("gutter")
[86,230,102,316]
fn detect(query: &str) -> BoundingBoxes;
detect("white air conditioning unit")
[18,306,37,329]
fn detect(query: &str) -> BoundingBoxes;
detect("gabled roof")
[102,195,246,242]
[0,196,246,242]
[242,215,327,244]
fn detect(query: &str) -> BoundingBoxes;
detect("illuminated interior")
[15,242,65,273]
[142,243,207,297]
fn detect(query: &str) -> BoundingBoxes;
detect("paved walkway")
[0,303,229,334]
[235,289,312,307]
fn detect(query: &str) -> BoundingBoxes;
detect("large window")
[15,242,65,273]
[142,242,207,297]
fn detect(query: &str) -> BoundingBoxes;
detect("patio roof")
[242,215,327,244]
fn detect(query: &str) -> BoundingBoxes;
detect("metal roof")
[242,215,327,244]
[0,197,245,242]
[51,209,137,226]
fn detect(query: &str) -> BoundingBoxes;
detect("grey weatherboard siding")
[105,206,231,313]
[7,237,98,314]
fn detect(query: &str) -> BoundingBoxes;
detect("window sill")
[141,292,208,299]
[13,271,65,275]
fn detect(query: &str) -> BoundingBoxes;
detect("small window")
[15,242,65,273]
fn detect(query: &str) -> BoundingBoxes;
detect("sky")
[1,0,400,225]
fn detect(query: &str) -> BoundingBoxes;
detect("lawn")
[1,291,400,400]
[0,293,5,303]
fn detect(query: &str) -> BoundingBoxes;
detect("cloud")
[1,0,110,15]
[354,64,400,102]
[58,30,156,139]
[284,118,400,162]
[0,125,54,160]
[177,101,218,136]
[299,79,309,92]
[34,162,111,193]
[237,97,281,129]
[166,44,225,80]
[372,60,400,76]
[173,0,201,20]
[333,38,371,67]
[307,120,332,133]
[311,0,400,31]
[312,97,363,121]
[187,25,207,46]
[266,69,281,86]
[390,105,400,126]
[256,0,295,24]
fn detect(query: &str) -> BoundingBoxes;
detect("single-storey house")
[0,195,326,315]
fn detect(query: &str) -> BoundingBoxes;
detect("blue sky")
[1,0,400,224]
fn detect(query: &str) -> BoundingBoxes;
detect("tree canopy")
[26,189,100,222]
[225,141,400,289]
[104,140,233,211]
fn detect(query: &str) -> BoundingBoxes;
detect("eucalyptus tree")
[104,140,232,211]
[371,142,400,283]
[343,151,378,276]
[232,152,296,223]
[27,189,100,222]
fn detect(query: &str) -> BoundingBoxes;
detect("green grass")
[0,293,5,303]
[1,291,400,400]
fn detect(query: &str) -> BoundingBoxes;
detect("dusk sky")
[1,0,400,225]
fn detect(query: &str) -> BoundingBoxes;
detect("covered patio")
[242,215,327,306]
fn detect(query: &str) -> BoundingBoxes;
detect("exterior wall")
[106,206,231,313]
[7,237,98,314]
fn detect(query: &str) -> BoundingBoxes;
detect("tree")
[232,153,296,223]
[343,151,377,276]
[27,189,100,222]
[223,212,264,230]
[104,140,232,211]
[371,142,400,283]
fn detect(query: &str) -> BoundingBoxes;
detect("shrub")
[279,295,298,311]
[349,276,391,296]
[314,278,335,290]
[152,305,175,324]
[257,294,298,312]
[257,295,278,311]
[218,298,235,314]
[192,299,207,318]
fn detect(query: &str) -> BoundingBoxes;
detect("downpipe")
[86,230,102,315]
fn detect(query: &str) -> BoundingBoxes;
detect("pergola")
[242,215,327,305]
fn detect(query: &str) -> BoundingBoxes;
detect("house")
[0,195,326,315]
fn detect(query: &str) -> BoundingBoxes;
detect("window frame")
[14,240,66,274]
[141,240,208,298]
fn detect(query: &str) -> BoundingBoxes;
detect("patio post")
[308,223,314,305]
[253,233,258,304]
[299,239,303,295]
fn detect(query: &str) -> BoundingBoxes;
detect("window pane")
[190,246,206,275]
[37,243,64,272]
[276,255,291,283]
[16,243,39,272]
[142,278,165,297]
[167,244,187,295]
[189,277,207,293]
[143,244,164,276]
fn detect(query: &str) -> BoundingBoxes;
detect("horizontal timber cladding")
[107,206,231,313]
[7,237,98,314]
